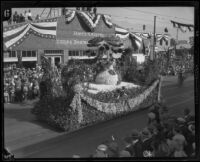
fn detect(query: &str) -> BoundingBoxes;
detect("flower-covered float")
[32,36,161,131]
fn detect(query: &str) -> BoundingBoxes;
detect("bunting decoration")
[103,15,113,28]
[129,32,143,48]
[133,32,151,39]
[65,10,76,23]
[115,27,129,39]
[77,11,101,31]
[156,34,170,42]
[171,20,194,33]
[3,18,57,50]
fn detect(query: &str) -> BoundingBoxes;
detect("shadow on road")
[4,102,63,133]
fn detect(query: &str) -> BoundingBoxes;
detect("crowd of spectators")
[88,105,195,158]
[7,10,41,25]
[3,64,43,104]
[71,104,195,158]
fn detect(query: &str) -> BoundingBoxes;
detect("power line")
[122,7,193,23]
[101,12,170,24]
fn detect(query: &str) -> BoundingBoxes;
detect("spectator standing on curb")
[35,14,40,20]
[13,11,18,24]
[27,10,33,21]
[92,144,108,157]
[131,129,143,157]
[24,11,28,21]
[19,13,25,23]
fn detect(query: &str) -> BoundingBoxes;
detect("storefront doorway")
[45,56,61,68]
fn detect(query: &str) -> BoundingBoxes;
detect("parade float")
[30,10,161,131]
[32,34,161,132]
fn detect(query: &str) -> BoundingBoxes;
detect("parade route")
[3,75,195,158]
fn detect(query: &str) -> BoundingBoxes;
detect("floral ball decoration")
[73,84,83,93]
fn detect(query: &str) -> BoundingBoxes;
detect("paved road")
[12,76,194,158]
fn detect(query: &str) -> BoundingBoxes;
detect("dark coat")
[142,137,154,156]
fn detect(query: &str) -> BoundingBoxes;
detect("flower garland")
[70,79,160,115]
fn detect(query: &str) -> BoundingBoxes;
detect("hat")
[188,124,195,132]
[124,136,133,145]
[119,150,131,157]
[148,112,156,119]
[141,128,151,137]
[187,120,195,125]
[131,129,140,140]
[177,117,186,123]
[97,144,108,152]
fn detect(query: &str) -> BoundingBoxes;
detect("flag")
[179,26,187,33]
[170,20,194,33]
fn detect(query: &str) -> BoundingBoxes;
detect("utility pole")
[151,16,156,60]
[176,27,179,41]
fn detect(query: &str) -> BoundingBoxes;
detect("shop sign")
[56,39,88,45]
[73,31,105,37]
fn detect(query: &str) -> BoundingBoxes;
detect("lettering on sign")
[56,39,88,45]
[73,31,105,37]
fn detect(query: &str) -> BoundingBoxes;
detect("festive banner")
[77,11,101,31]
[3,18,58,49]
[103,15,113,28]
[65,10,76,23]
[133,32,151,39]
[115,27,129,39]
[129,32,143,48]
[156,34,170,42]
[170,20,194,33]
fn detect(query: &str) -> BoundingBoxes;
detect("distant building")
[3,9,115,68]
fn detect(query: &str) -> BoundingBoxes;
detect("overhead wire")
[121,7,194,23]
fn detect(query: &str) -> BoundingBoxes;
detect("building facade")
[3,9,116,68]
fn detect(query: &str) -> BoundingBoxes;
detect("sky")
[11,7,194,40]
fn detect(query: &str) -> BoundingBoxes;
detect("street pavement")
[4,75,195,158]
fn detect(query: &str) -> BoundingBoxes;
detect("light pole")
[151,16,156,60]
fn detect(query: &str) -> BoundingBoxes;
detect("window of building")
[44,50,64,54]
[8,51,17,57]
[166,40,168,46]
[32,51,36,57]
[69,51,72,56]
[27,51,32,57]
[22,51,26,57]
[5,50,16,58]
[68,50,97,57]
[22,51,37,57]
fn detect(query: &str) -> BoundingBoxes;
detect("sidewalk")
[4,99,64,153]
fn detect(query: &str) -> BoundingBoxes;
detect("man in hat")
[124,136,134,156]
[183,108,192,123]
[14,77,22,102]
[172,126,187,153]
[131,129,143,157]
[92,144,108,157]
[141,128,154,157]
[119,150,131,157]
[107,141,119,157]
